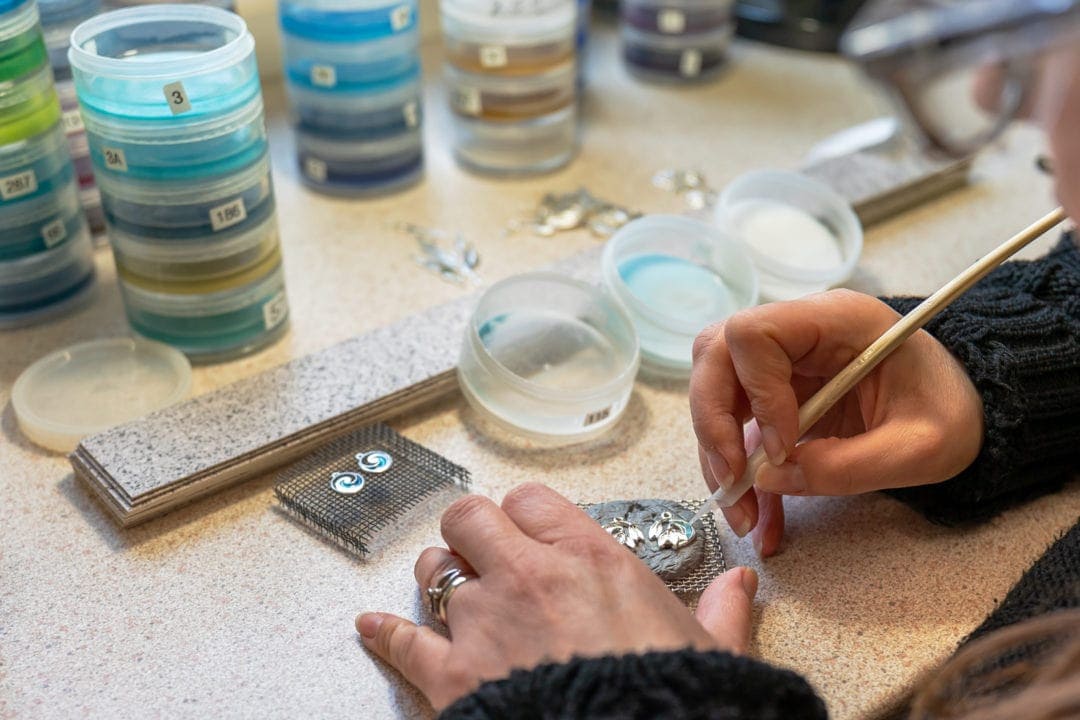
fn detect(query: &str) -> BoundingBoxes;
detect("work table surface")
[3,22,1079,720]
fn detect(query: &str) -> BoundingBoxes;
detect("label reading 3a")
[61,109,84,134]
[210,198,247,232]
[311,65,336,88]
[103,147,128,172]
[680,49,703,77]
[478,45,508,68]
[403,101,419,127]
[390,4,411,30]
[262,290,289,330]
[453,87,482,115]
[163,81,192,114]
[0,170,37,201]
[41,218,67,247]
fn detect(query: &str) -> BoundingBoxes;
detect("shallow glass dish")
[458,271,640,445]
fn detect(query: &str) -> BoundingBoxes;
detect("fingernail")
[761,426,787,466]
[756,464,806,495]
[724,505,753,538]
[741,568,759,597]
[706,451,732,489]
[357,613,383,640]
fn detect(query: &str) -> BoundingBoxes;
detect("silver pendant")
[602,516,645,550]
[648,511,696,550]
[330,471,366,495]
[355,450,393,474]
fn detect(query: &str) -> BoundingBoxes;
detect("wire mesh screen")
[275,423,471,559]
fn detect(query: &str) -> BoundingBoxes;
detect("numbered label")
[390,4,412,30]
[657,9,686,33]
[453,87,482,116]
[479,45,508,68]
[311,65,337,88]
[209,197,247,232]
[0,170,37,201]
[61,108,85,134]
[262,290,289,330]
[304,157,328,183]
[582,406,613,428]
[163,81,192,114]
[679,49,703,77]
[102,146,128,172]
[41,218,67,247]
[403,100,419,128]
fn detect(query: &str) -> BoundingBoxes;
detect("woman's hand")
[690,290,984,555]
[356,483,759,711]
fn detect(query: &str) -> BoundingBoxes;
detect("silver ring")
[426,568,471,624]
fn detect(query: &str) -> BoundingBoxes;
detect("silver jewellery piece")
[648,511,697,550]
[396,222,481,286]
[355,450,393,474]
[652,169,718,210]
[602,516,645,550]
[427,567,471,624]
[329,470,365,495]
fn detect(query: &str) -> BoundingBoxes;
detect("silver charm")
[648,511,697,550]
[602,516,645,550]
[329,471,366,495]
[652,168,718,210]
[355,450,393,474]
[397,222,481,286]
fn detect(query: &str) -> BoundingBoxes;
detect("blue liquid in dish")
[617,253,736,326]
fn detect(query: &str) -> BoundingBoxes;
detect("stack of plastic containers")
[441,0,578,175]
[280,0,423,195]
[0,0,95,328]
[69,5,290,361]
[620,0,734,83]
[38,0,104,236]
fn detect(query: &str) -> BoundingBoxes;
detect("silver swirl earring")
[329,471,366,495]
[356,450,393,473]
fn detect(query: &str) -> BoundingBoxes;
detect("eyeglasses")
[841,0,1080,158]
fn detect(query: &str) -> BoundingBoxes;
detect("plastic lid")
[12,337,192,453]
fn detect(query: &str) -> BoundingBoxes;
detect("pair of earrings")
[329,450,394,495]
[603,511,696,551]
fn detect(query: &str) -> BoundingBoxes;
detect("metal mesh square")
[274,423,471,559]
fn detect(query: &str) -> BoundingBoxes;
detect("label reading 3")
[41,218,67,247]
[102,146,128,172]
[0,170,37,200]
[479,45,508,68]
[262,290,289,330]
[680,49,703,77]
[403,100,419,127]
[163,81,192,114]
[210,198,247,232]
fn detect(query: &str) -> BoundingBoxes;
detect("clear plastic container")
[0,173,81,260]
[120,261,290,362]
[441,0,576,76]
[95,152,274,239]
[39,0,100,81]
[296,126,422,195]
[451,103,577,175]
[0,223,94,324]
[621,23,732,82]
[602,214,757,376]
[716,170,863,302]
[285,70,421,139]
[280,0,417,42]
[113,212,282,292]
[458,271,640,444]
[0,0,46,83]
[0,121,73,209]
[0,63,60,145]
[621,0,731,34]
[446,60,575,120]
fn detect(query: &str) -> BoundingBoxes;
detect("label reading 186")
[103,146,128,172]
[478,45,508,68]
[62,108,85,134]
[262,290,289,330]
[311,65,337,88]
[0,170,37,201]
[163,81,192,114]
[41,218,67,247]
[680,49,703,77]
[403,101,419,127]
[390,4,412,30]
[658,9,686,33]
[209,197,247,232]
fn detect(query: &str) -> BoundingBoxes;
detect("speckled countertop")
[3,21,1079,720]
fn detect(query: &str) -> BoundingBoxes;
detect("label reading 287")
[0,170,37,201]
[163,81,192,114]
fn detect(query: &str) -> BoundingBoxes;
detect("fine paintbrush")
[690,206,1069,526]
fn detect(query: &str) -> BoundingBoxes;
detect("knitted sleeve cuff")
[881,233,1080,524]
[438,649,827,720]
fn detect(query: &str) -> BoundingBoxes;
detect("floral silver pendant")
[648,511,696,550]
[602,516,646,550]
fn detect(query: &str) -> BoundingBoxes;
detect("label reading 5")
[680,49,703,77]
[209,198,247,232]
[163,81,192,114]
[61,108,85,134]
[390,4,412,30]
[479,45,508,68]
[0,170,37,201]
[103,146,128,172]
[311,65,337,88]
[403,101,419,127]
[41,218,67,247]
[262,290,289,330]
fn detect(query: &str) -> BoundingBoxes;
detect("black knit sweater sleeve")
[438,650,827,720]
[881,233,1080,524]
